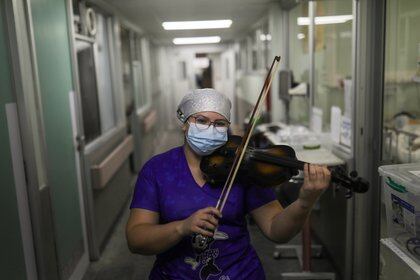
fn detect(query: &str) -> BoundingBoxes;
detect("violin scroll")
[331,167,369,194]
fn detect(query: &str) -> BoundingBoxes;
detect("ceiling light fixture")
[173,36,221,45]
[260,34,272,41]
[297,15,353,26]
[163,20,232,30]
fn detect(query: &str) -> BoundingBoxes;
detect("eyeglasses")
[188,115,230,133]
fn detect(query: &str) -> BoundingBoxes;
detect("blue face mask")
[186,123,228,156]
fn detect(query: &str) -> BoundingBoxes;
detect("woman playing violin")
[126,88,331,280]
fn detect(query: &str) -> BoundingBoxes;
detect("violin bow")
[215,56,281,213]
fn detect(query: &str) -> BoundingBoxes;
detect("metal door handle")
[76,135,86,151]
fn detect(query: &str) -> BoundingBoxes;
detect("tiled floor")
[82,130,338,280]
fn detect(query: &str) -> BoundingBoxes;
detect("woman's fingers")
[309,164,317,181]
[189,207,221,236]
[203,207,222,219]
[304,163,309,179]
[182,207,223,237]
[198,220,216,231]
[194,226,214,237]
[202,214,219,227]
[320,165,331,186]
[199,207,221,226]
[315,165,325,183]
[323,165,331,181]
[299,164,332,205]
[304,164,331,189]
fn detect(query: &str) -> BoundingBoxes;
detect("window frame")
[72,8,126,151]
[127,35,152,117]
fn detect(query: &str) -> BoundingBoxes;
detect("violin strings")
[249,151,304,170]
[216,57,281,213]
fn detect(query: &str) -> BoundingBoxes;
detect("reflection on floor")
[82,130,338,279]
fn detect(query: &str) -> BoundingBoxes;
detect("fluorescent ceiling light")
[163,20,232,30]
[260,34,272,41]
[173,36,221,45]
[297,15,353,26]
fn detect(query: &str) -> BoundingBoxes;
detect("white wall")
[156,47,173,129]
[220,48,237,124]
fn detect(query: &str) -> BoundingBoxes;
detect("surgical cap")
[176,88,231,123]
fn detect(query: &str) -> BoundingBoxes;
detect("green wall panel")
[0,4,28,279]
[30,0,84,272]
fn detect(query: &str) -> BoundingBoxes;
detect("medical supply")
[380,163,420,262]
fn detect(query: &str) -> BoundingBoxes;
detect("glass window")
[251,33,258,71]
[139,37,152,108]
[382,0,420,163]
[132,59,145,109]
[261,21,271,69]
[132,35,151,110]
[249,22,270,72]
[133,35,142,61]
[313,0,353,130]
[225,57,230,79]
[95,13,116,133]
[132,35,144,109]
[150,42,159,94]
[239,39,247,72]
[288,2,310,125]
[76,40,101,142]
[120,26,134,113]
[75,12,120,143]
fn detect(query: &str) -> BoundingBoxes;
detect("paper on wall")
[344,79,352,118]
[331,106,342,144]
[340,116,352,148]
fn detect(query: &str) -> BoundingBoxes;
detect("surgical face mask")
[186,123,228,156]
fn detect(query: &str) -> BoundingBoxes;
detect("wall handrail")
[91,135,134,189]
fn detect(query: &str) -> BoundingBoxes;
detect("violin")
[191,55,369,251]
[200,135,369,194]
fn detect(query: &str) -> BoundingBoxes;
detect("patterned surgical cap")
[176,88,231,123]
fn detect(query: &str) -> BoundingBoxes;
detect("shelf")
[380,238,420,276]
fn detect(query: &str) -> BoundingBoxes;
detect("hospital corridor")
[1,0,420,279]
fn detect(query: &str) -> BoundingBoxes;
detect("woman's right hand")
[178,207,222,237]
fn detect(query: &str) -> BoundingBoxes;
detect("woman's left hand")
[298,163,331,208]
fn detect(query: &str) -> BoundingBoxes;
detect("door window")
[382,0,420,163]
[76,40,101,143]
[289,2,310,125]
[95,13,116,133]
[120,26,134,113]
[313,0,353,130]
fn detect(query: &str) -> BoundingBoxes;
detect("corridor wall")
[0,5,28,279]
[30,0,84,277]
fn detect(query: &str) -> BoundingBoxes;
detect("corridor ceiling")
[101,0,275,44]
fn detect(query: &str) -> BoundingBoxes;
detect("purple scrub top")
[130,146,276,280]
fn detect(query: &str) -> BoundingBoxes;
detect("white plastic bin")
[379,163,420,262]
